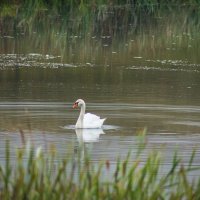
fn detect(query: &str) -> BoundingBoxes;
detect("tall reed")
[1,0,200,37]
[0,134,199,200]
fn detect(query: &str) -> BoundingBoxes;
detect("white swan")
[73,99,106,129]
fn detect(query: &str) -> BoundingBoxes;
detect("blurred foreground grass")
[0,130,200,200]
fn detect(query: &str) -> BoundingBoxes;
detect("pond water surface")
[0,31,200,179]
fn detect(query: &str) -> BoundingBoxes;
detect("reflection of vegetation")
[0,1,200,63]
[0,133,200,199]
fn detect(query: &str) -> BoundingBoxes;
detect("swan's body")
[73,99,106,129]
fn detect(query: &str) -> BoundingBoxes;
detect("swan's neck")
[76,103,86,128]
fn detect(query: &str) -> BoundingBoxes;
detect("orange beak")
[72,102,78,108]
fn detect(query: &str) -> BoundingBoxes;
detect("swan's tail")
[100,118,107,127]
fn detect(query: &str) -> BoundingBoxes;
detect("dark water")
[0,31,200,179]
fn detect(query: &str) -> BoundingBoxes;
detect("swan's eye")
[76,102,79,106]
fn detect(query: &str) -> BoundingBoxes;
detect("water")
[0,28,200,179]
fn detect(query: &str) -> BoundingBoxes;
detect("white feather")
[83,113,106,128]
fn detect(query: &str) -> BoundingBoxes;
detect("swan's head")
[72,99,85,108]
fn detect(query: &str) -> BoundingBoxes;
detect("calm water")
[0,31,200,178]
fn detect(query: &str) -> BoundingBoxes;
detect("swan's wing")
[84,113,100,121]
[83,113,106,128]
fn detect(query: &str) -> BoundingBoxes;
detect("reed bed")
[1,0,200,37]
[0,134,200,200]
[1,0,200,65]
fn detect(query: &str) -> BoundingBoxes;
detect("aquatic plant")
[0,0,200,36]
[0,133,199,200]
[1,1,200,65]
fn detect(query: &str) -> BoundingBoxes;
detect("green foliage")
[0,0,200,39]
[0,136,199,200]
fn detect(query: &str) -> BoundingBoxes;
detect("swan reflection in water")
[74,128,105,159]
[75,128,105,143]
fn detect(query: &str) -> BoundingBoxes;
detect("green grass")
[0,133,200,200]
[1,1,199,63]
[1,0,200,59]
[0,0,200,36]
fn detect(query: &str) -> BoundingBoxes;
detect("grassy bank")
[0,0,200,37]
[1,1,200,62]
[1,1,200,65]
[0,136,200,200]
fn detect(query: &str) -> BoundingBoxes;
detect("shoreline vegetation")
[0,132,200,199]
[1,1,200,63]
[0,1,200,36]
